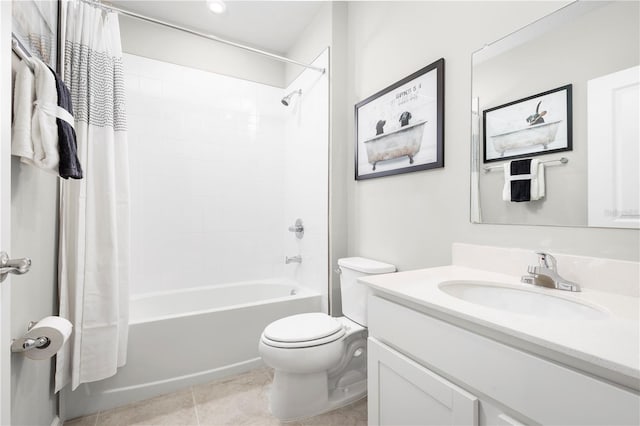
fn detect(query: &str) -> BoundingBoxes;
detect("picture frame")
[482,84,573,163]
[355,58,444,180]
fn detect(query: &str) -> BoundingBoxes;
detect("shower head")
[281,89,302,106]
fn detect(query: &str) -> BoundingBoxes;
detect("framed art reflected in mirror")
[471,1,639,229]
[483,85,572,163]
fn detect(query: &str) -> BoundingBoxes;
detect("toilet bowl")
[259,257,396,421]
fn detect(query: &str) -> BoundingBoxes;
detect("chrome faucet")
[285,255,302,264]
[288,219,304,239]
[521,252,580,292]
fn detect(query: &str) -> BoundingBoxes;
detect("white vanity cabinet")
[367,294,640,426]
[368,337,478,425]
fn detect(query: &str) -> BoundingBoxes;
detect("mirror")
[471,1,639,229]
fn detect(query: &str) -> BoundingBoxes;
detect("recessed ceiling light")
[206,0,226,14]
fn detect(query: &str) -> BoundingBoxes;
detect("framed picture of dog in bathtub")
[482,84,573,163]
[354,58,445,180]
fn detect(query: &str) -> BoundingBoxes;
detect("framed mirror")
[471,1,639,229]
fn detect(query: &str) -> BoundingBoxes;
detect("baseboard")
[50,415,62,426]
[61,357,265,420]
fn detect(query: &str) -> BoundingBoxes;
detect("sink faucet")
[521,252,581,292]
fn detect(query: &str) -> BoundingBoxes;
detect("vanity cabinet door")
[368,337,478,426]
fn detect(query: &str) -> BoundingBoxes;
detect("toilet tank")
[338,257,396,326]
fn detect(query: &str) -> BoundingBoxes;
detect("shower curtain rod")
[80,0,326,74]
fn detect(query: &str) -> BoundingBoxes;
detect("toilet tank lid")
[338,257,396,274]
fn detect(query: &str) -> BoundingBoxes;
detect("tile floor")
[64,368,367,426]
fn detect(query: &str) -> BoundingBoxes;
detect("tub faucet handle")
[288,219,304,239]
[285,255,302,264]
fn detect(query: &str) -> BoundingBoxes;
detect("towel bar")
[483,157,568,172]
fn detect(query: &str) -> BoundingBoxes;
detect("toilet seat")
[262,313,346,348]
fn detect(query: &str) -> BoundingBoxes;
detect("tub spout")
[285,255,302,264]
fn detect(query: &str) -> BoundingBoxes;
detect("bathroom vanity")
[361,244,640,426]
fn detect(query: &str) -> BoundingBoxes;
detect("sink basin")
[439,281,608,320]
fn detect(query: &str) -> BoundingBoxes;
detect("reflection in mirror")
[471,1,639,229]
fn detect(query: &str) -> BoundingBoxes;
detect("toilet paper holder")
[11,320,51,353]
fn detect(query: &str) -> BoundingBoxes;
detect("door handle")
[0,251,31,283]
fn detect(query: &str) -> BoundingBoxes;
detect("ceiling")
[108,1,325,55]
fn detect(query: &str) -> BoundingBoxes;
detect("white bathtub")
[61,280,321,420]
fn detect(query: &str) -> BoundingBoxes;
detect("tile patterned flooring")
[64,368,367,426]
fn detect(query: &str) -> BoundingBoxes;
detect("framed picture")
[483,84,572,163]
[355,58,444,180]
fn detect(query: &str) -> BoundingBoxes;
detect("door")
[368,337,478,426]
[1,1,13,424]
[587,65,640,228]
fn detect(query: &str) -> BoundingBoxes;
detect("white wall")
[284,3,331,86]
[119,15,285,88]
[282,49,330,312]
[10,162,58,426]
[285,2,349,315]
[125,54,287,295]
[0,4,9,423]
[346,1,639,275]
[9,57,58,426]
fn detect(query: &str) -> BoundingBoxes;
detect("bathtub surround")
[283,49,330,312]
[125,54,286,294]
[56,1,130,392]
[123,51,329,302]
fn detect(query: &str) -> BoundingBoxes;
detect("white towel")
[11,57,60,173]
[531,160,545,200]
[502,159,546,201]
[11,60,36,160]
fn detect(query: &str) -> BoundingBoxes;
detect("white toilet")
[259,257,396,421]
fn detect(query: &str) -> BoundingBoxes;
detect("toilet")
[259,257,396,421]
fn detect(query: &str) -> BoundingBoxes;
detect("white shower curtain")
[55,0,130,392]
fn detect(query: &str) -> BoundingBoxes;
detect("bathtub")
[61,279,321,420]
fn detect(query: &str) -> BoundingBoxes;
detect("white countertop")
[361,265,640,389]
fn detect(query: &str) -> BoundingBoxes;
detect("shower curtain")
[55,1,130,392]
